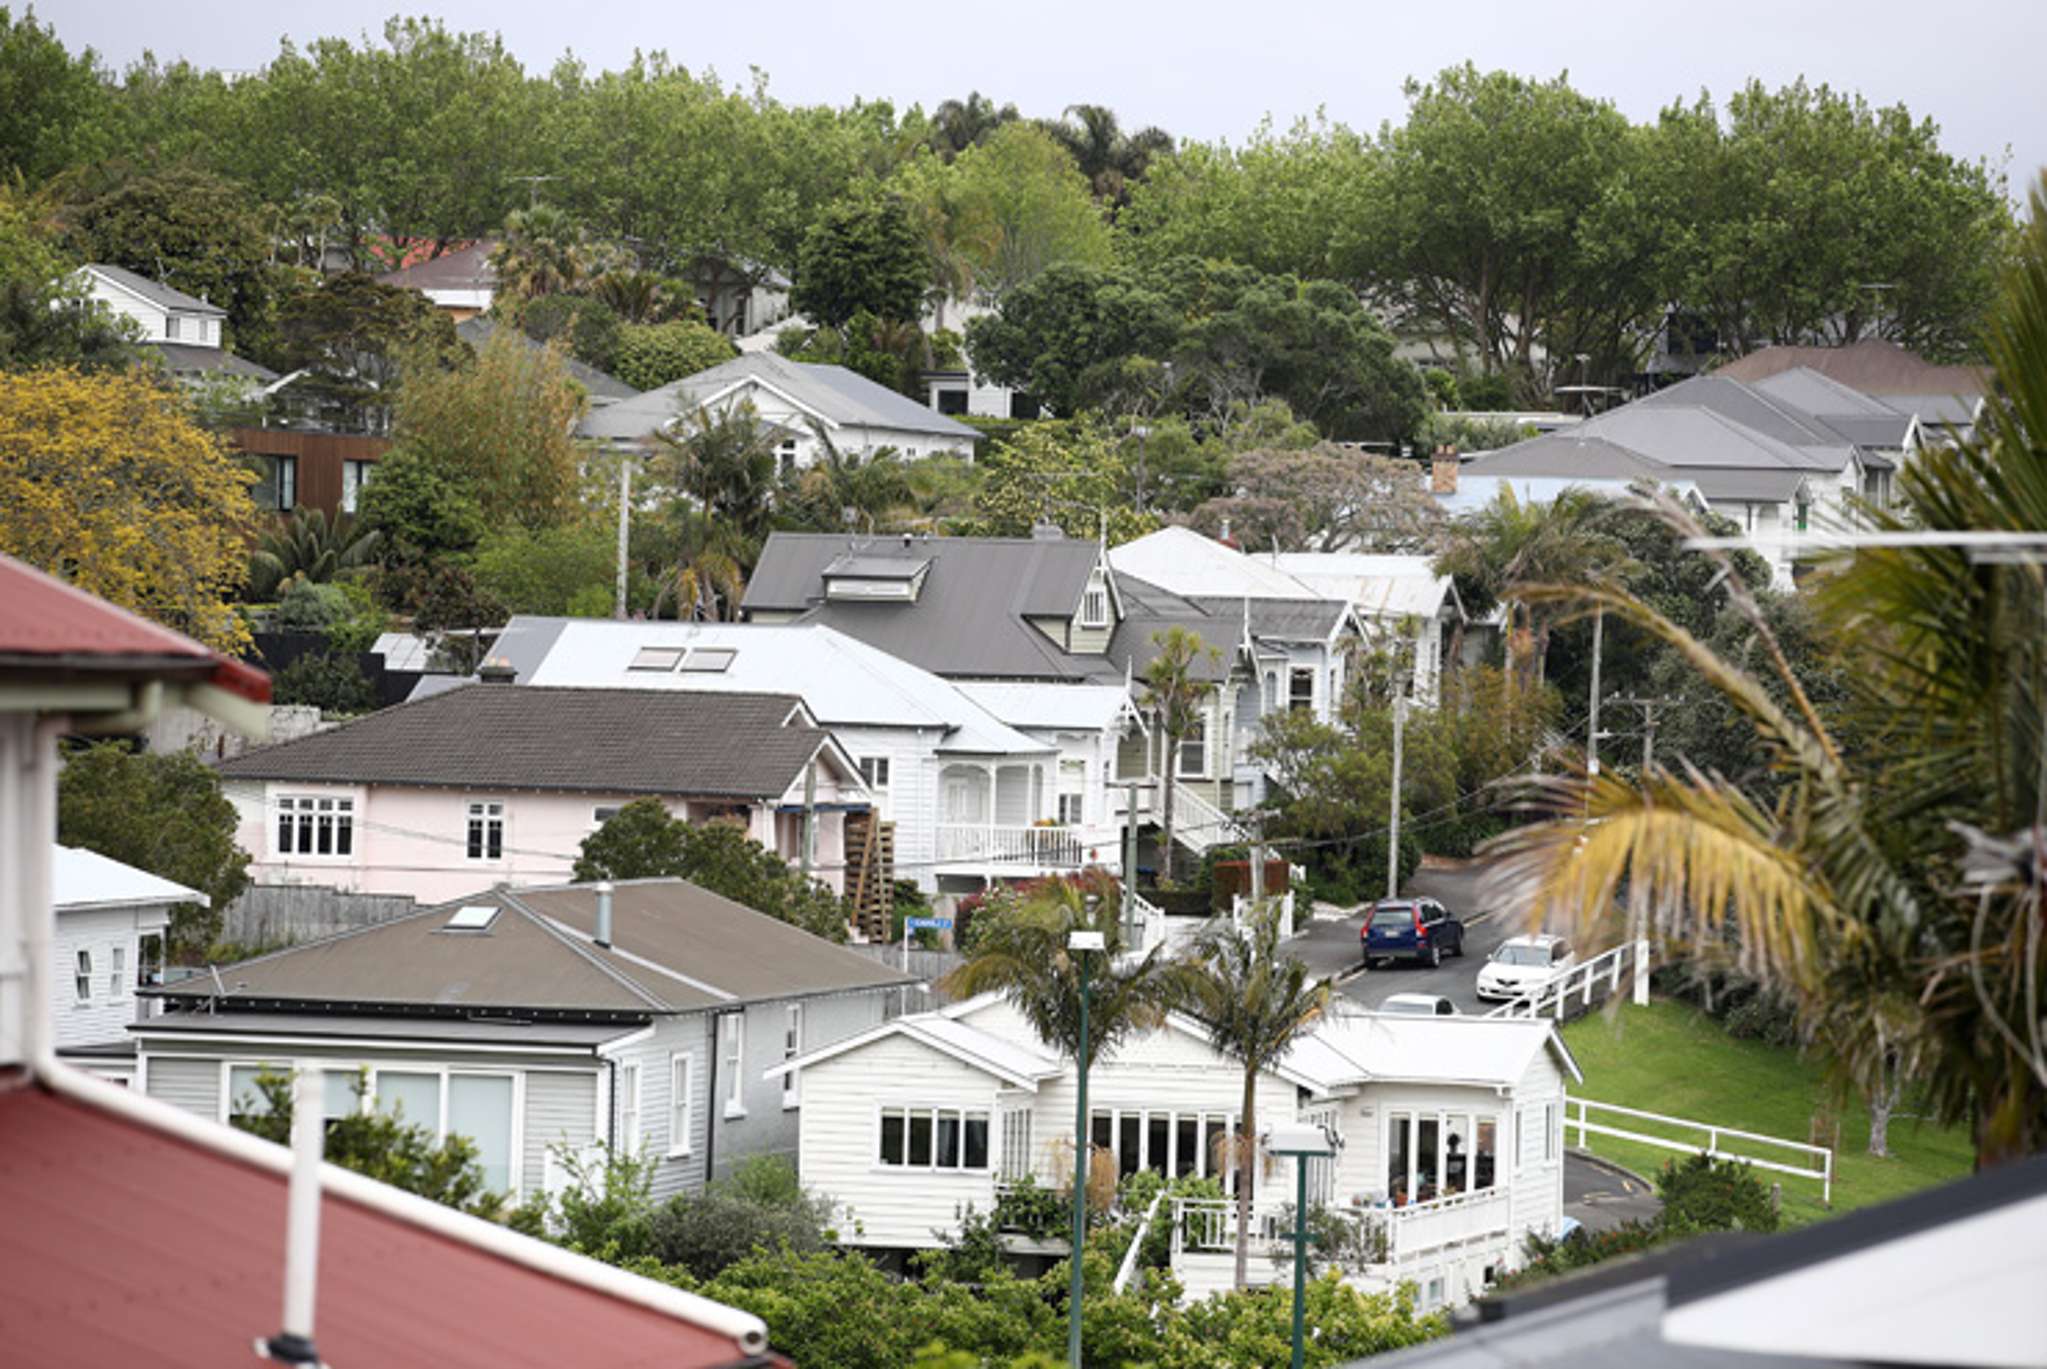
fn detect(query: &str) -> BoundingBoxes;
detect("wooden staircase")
[845,811,897,943]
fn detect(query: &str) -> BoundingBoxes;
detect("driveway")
[1565,1151,1660,1232]
[1287,859,1536,1016]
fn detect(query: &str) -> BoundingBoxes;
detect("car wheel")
[1454,931,1466,958]
[1428,944,1442,969]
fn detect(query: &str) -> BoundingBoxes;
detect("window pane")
[879,1109,905,1165]
[1175,1117,1200,1178]
[277,803,292,853]
[1117,1111,1141,1178]
[1445,1116,1470,1194]
[1091,1110,1112,1156]
[447,1075,514,1193]
[1204,1118,1228,1180]
[297,809,314,851]
[230,1065,285,1118]
[377,1071,440,1128]
[467,816,483,859]
[1388,1113,1410,1201]
[1417,1118,1440,1201]
[935,1112,961,1168]
[908,1110,933,1166]
[335,811,353,856]
[322,1070,360,1119]
[963,1113,990,1170]
[1146,1114,1169,1175]
[1476,1120,1497,1191]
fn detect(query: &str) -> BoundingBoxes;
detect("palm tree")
[248,508,380,599]
[1435,485,1627,686]
[589,268,682,324]
[490,205,619,302]
[1177,903,1331,1289]
[940,877,1177,1070]
[1483,182,2047,1168]
[1044,105,1174,205]
[930,92,1019,161]
[1141,626,1220,882]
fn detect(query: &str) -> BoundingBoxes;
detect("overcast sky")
[42,0,2047,201]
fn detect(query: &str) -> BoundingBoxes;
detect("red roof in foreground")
[0,554,269,704]
[0,1080,770,1368]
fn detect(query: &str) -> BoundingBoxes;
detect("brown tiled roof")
[216,684,823,797]
[1714,340,1987,397]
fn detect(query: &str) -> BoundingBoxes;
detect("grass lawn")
[1561,999,1973,1227]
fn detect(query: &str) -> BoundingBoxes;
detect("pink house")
[216,684,867,906]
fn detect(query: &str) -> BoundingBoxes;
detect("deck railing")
[1168,1185,1512,1273]
[1483,939,1651,1021]
[935,823,1086,868]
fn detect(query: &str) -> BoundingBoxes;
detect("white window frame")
[859,756,890,791]
[1545,1100,1559,1163]
[466,800,505,861]
[618,1061,642,1156]
[275,793,356,859]
[720,1014,746,1119]
[1081,585,1109,628]
[74,948,92,1002]
[1177,720,1206,778]
[781,1005,802,1110]
[165,315,181,341]
[110,946,126,999]
[873,1104,994,1172]
[667,1054,693,1158]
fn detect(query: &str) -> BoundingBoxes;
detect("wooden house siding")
[227,428,392,519]
[142,1055,219,1116]
[522,1069,599,1196]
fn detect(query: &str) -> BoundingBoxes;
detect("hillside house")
[216,684,865,905]
[375,240,497,321]
[50,846,200,1082]
[77,263,278,383]
[138,879,913,1202]
[775,995,1577,1311]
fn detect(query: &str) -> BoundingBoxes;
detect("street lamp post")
[1266,1122,1339,1369]
[1066,927,1106,1368]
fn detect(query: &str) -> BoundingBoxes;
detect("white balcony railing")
[936,823,1087,868]
[1169,1184,1514,1275]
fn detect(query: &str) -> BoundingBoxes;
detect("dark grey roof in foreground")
[88,263,224,315]
[747,532,1114,680]
[150,878,914,1015]
[457,317,640,401]
[145,341,278,381]
[217,683,827,798]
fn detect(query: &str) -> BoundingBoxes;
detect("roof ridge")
[497,889,676,1012]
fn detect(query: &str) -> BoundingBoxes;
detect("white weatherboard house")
[580,352,980,468]
[77,263,278,383]
[51,845,201,1080]
[775,995,1578,1311]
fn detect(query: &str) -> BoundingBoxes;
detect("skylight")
[680,647,736,673]
[443,904,500,932]
[628,646,685,671]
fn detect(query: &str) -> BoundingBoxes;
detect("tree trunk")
[1868,1037,1901,1159]
[1232,1066,1258,1291]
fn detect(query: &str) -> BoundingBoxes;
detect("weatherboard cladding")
[582,352,980,444]
[215,683,823,797]
[87,262,225,316]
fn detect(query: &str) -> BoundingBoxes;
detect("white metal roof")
[1269,553,1460,621]
[954,682,1135,732]
[52,845,205,913]
[1285,1011,1581,1090]
[1109,526,1325,601]
[522,621,1050,755]
[767,1008,1064,1089]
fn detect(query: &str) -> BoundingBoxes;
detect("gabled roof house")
[51,845,202,1081]
[375,240,497,320]
[77,263,278,382]
[215,682,866,905]
[581,352,979,465]
[138,878,913,1204]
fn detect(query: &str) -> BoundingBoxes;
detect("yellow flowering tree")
[0,367,256,651]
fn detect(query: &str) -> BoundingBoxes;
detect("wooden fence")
[221,884,416,949]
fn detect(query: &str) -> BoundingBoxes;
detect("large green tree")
[790,191,928,329]
[0,6,112,183]
[964,263,1178,417]
[58,742,250,954]
[0,189,134,370]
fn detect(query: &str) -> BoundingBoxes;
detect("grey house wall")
[608,1012,716,1203]
[710,988,895,1184]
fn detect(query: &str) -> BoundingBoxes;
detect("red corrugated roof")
[0,1081,768,1367]
[0,554,270,704]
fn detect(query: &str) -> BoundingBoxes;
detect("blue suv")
[1361,897,1465,969]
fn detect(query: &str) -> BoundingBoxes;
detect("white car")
[1475,934,1575,1002]
[1378,992,1459,1017]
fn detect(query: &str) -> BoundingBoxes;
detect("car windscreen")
[1492,944,1551,966]
[1370,909,1414,930]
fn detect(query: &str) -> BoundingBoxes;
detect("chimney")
[594,880,614,949]
[1431,444,1460,496]
[1029,518,1064,541]
[477,656,517,684]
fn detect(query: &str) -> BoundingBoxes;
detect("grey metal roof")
[580,353,980,444]
[375,241,498,291]
[1632,376,1848,455]
[457,317,639,402]
[1583,405,1848,474]
[1189,597,1349,642]
[1463,426,1813,504]
[88,263,223,316]
[217,683,828,798]
[1462,433,1681,483]
[144,341,278,381]
[152,878,915,1015]
[1885,392,1980,428]
[134,1012,640,1049]
[746,532,1112,680]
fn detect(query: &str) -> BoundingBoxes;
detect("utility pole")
[614,453,632,620]
[510,174,558,210]
[1387,695,1407,900]
[1118,778,1155,944]
[1587,605,1605,778]
[1612,697,1668,773]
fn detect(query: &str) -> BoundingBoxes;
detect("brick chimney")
[1430,444,1460,495]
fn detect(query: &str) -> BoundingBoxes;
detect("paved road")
[1288,860,1532,1015]
[1565,1152,1660,1232]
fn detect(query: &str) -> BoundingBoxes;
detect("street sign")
[905,916,952,931]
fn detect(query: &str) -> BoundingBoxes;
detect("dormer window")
[1082,585,1109,627]
[822,551,932,603]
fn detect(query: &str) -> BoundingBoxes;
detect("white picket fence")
[1484,939,1651,1020]
[1566,1096,1834,1205]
